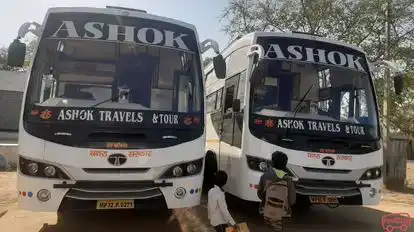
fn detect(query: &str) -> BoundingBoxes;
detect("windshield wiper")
[90,88,137,108]
[284,84,314,139]
[292,84,314,119]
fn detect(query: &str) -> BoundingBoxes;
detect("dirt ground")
[381,161,414,206]
[0,162,413,232]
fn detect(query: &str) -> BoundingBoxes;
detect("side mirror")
[7,38,26,67]
[393,73,404,95]
[232,99,241,112]
[213,54,226,79]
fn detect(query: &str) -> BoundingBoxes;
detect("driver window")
[340,91,350,120]
[40,73,56,102]
[356,89,368,117]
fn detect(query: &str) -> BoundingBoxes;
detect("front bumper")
[294,178,382,205]
[17,174,203,212]
[235,167,381,206]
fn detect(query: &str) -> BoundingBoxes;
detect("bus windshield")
[249,60,379,139]
[27,38,202,113]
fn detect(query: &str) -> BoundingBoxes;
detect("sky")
[0,0,231,55]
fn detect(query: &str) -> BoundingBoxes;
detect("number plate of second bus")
[309,196,339,204]
[96,200,134,210]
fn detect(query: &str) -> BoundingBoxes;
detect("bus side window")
[215,88,223,110]
[206,92,217,113]
[224,85,235,114]
[237,70,246,110]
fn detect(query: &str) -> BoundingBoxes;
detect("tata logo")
[321,156,335,167]
[107,153,127,166]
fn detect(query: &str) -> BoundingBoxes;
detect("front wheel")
[291,195,312,218]
[56,210,77,225]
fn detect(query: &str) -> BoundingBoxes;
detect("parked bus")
[7,6,226,215]
[203,32,404,208]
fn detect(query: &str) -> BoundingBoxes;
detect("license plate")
[96,200,134,210]
[309,196,339,204]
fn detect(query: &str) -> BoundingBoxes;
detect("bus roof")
[204,31,367,72]
[45,7,197,32]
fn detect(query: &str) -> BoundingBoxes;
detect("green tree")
[0,47,13,70]
[24,36,39,65]
[221,0,414,134]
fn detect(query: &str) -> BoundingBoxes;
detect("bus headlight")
[174,187,186,199]
[27,163,39,174]
[369,188,377,197]
[37,189,51,202]
[360,167,382,180]
[160,158,203,179]
[44,166,57,177]
[172,166,184,177]
[19,156,70,180]
[246,155,271,172]
[246,155,295,177]
[186,163,197,175]
[258,162,268,172]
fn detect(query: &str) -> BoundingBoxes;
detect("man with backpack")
[257,151,296,231]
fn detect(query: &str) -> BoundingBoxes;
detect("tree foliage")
[221,0,414,135]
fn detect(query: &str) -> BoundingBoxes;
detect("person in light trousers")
[208,171,237,232]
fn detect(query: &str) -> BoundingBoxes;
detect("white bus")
[203,32,404,208]
[7,6,226,215]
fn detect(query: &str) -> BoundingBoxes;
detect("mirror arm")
[200,39,220,54]
[371,60,403,75]
[247,44,265,60]
[17,22,42,39]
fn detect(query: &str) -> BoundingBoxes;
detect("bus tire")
[56,210,77,225]
[203,151,218,192]
[292,195,312,217]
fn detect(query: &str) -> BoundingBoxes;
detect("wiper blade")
[284,84,314,139]
[292,84,314,119]
[90,87,135,108]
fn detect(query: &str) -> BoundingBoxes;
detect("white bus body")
[14,6,224,212]
[204,32,387,207]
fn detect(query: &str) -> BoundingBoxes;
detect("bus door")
[219,75,239,172]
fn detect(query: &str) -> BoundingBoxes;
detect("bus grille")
[303,167,352,174]
[295,179,366,197]
[66,187,162,200]
[82,168,150,174]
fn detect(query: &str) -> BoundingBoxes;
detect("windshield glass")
[249,60,378,139]
[26,38,202,113]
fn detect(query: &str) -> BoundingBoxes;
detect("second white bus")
[204,31,404,208]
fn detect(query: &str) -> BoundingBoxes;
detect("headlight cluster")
[19,156,70,180]
[360,167,382,180]
[246,155,294,176]
[160,158,203,179]
[246,155,271,172]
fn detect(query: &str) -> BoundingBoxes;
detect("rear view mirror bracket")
[200,39,227,79]
[371,60,405,96]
